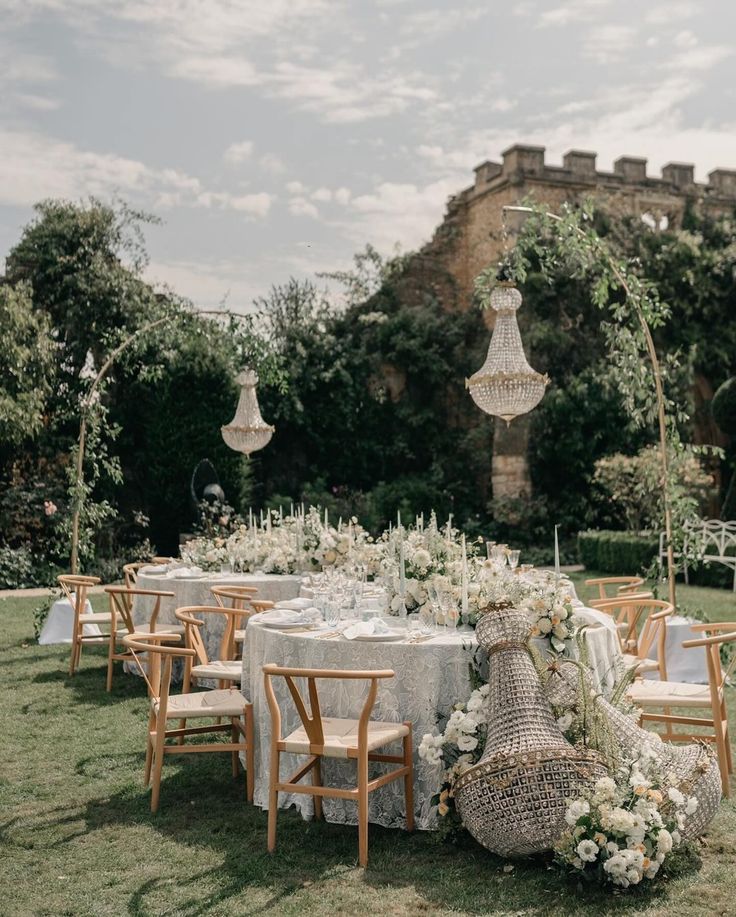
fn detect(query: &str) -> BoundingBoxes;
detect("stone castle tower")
[422,144,736,500]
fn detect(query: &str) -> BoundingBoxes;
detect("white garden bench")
[659,519,736,591]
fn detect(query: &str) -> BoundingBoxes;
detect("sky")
[0,0,734,312]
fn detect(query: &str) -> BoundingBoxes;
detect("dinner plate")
[172,572,205,580]
[261,620,311,630]
[350,631,404,642]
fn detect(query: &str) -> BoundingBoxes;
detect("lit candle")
[554,525,560,576]
[461,533,468,618]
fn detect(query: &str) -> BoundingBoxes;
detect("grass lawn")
[1,588,735,917]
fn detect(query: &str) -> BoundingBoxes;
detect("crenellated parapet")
[464,143,736,201]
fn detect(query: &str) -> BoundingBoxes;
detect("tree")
[0,281,56,448]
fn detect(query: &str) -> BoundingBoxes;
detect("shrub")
[577,530,659,575]
[593,446,714,531]
[0,545,35,589]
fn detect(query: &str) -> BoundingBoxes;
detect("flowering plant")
[518,570,577,653]
[418,681,490,826]
[555,742,697,888]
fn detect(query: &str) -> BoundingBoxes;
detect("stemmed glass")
[438,588,457,632]
[427,582,442,630]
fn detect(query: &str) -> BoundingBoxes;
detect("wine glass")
[439,589,457,631]
[325,599,340,629]
[507,549,520,571]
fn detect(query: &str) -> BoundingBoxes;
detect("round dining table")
[241,607,622,831]
[132,567,303,659]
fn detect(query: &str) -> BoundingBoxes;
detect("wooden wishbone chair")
[174,606,244,689]
[627,623,736,796]
[587,593,655,653]
[618,599,674,680]
[211,586,259,659]
[263,664,414,868]
[211,586,274,659]
[58,574,105,677]
[123,632,254,812]
[585,575,646,601]
[104,585,179,691]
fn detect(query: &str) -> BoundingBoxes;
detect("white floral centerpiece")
[555,741,698,888]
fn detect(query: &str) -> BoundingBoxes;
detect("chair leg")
[106,636,116,692]
[245,707,254,803]
[720,699,733,774]
[311,758,323,821]
[403,726,414,832]
[231,719,240,778]
[357,751,369,868]
[150,717,167,813]
[69,633,80,676]
[143,709,156,785]
[267,748,280,852]
[714,724,731,798]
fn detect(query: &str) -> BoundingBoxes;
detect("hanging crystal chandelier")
[466,282,548,425]
[221,369,275,455]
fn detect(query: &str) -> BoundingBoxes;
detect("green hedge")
[577,530,659,575]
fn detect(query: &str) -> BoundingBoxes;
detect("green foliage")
[0,282,56,448]
[712,377,736,435]
[0,545,35,589]
[594,445,714,531]
[577,530,660,574]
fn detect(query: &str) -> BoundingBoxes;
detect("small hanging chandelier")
[221,369,274,455]
[466,282,548,425]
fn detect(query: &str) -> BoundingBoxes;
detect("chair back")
[588,594,659,654]
[585,575,645,600]
[632,600,674,679]
[58,575,101,628]
[122,632,192,705]
[684,623,736,695]
[211,585,259,610]
[105,585,175,634]
[262,665,395,755]
[175,603,247,662]
[122,562,146,589]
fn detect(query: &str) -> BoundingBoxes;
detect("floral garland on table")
[555,742,698,888]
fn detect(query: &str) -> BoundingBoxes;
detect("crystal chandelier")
[221,369,275,455]
[466,283,548,424]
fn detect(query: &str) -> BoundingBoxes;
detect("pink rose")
[44,501,58,517]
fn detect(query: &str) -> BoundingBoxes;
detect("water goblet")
[419,604,435,636]
[507,549,520,570]
[325,600,340,629]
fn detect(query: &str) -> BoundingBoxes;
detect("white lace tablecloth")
[242,610,622,831]
[133,569,303,659]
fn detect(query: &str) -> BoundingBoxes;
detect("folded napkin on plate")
[142,564,168,575]
[259,607,321,626]
[276,597,314,611]
[343,618,393,640]
[171,566,203,578]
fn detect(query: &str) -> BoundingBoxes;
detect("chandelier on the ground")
[466,282,548,424]
[221,369,275,455]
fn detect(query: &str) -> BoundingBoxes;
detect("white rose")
[685,797,698,816]
[667,787,685,807]
[536,618,553,635]
[456,734,478,752]
[564,799,590,826]
[657,829,673,855]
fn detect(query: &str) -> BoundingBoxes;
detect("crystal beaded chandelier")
[466,283,548,424]
[221,369,275,455]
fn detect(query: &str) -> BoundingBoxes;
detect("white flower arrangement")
[418,683,491,819]
[555,742,697,888]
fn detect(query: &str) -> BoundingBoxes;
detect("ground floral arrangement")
[419,657,701,893]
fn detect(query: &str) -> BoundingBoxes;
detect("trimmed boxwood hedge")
[577,530,659,575]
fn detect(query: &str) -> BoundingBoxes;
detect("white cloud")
[223,140,254,164]
[310,187,332,202]
[646,2,700,25]
[334,187,351,205]
[673,30,698,49]
[582,25,638,64]
[538,0,610,28]
[286,180,306,194]
[259,153,286,175]
[289,196,319,219]
[0,127,272,216]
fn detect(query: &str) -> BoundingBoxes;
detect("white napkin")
[258,607,321,626]
[172,566,203,578]
[276,597,313,610]
[141,564,167,575]
[574,607,618,633]
[343,618,393,640]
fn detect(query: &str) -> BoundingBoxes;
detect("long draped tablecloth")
[242,608,622,831]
